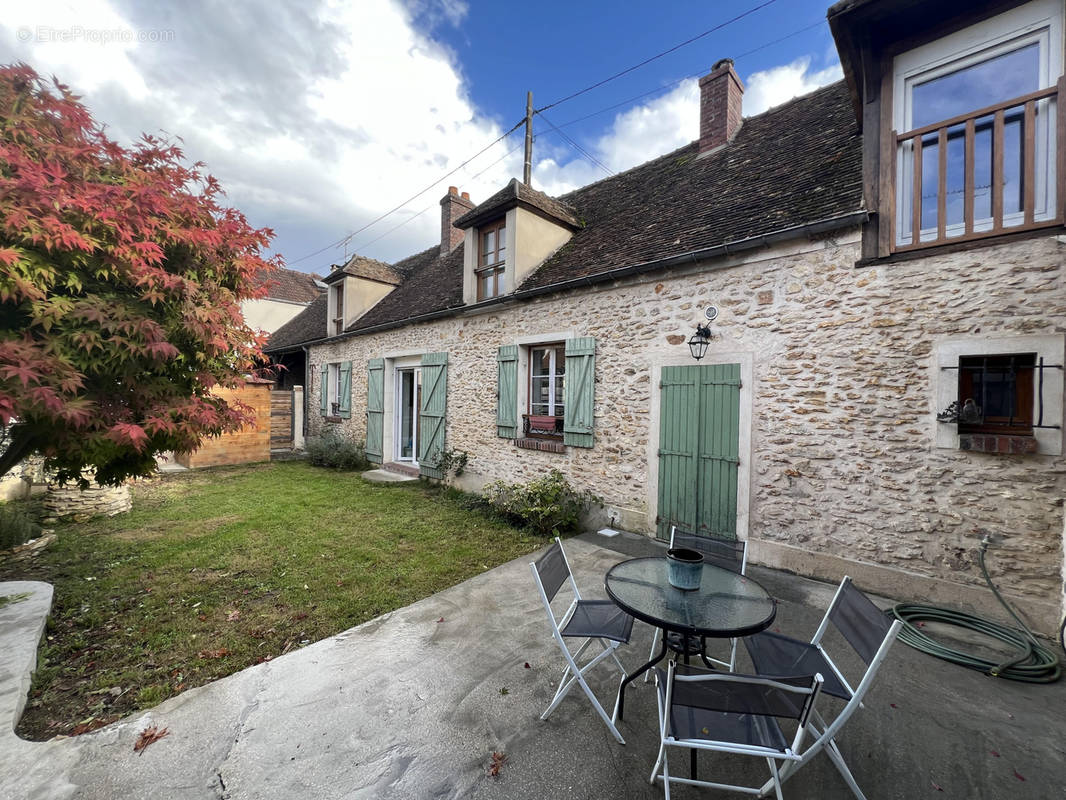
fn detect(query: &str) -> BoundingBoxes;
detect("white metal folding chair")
[651,662,824,800]
[530,537,635,744]
[742,576,902,799]
[645,525,748,681]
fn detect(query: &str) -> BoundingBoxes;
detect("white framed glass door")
[395,367,422,462]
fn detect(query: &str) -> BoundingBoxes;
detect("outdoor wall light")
[688,323,713,361]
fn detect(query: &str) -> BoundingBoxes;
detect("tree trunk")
[0,426,38,482]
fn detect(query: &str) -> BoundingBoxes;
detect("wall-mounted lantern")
[688,324,712,361]
[688,306,718,361]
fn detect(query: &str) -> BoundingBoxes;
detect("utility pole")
[523,91,533,185]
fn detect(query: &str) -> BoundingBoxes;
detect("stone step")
[383,461,420,478]
[362,469,418,484]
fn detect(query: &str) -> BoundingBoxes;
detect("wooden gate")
[270,390,294,451]
[656,363,741,540]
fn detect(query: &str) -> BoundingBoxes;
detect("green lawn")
[1,462,544,740]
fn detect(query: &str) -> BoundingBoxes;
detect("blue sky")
[0,0,842,276]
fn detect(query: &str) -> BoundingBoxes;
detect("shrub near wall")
[485,469,601,537]
[305,430,369,471]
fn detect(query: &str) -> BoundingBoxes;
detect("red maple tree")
[0,64,280,484]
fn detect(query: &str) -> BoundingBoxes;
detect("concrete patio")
[1,532,1063,799]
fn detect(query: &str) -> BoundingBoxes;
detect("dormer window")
[330,283,344,335]
[476,218,506,300]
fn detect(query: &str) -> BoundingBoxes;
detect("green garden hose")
[889,542,1061,684]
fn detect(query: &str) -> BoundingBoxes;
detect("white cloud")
[0,0,522,268]
[743,56,843,117]
[535,79,699,197]
[0,0,845,270]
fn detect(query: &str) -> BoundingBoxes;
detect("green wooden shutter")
[365,358,384,463]
[655,363,741,540]
[563,337,596,448]
[338,361,352,419]
[319,364,329,416]
[697,363,741,538]
[496,345,518,439]
[656,366,699,539]
[418,352,448,478]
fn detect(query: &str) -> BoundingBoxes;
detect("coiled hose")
[889,542,1061,684]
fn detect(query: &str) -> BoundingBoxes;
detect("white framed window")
[529,343,565,418]
[330,283,344,336]
[894,0,1063,247]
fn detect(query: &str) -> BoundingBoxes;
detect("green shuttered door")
[365,358,384,463]
[418,352,448,478]
[657,363,741,540]
[563,337,596,448]
[496,345,518,439]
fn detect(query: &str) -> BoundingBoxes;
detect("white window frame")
[512,332,574,432]
[529,343,566,418]
[893,0,1063,246]
[932,334,1064,455]
[330,283,345,336]
[393,365,422,463]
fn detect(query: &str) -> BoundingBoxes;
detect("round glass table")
[605,557,776,721]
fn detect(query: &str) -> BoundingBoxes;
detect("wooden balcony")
[893,78,1065,251]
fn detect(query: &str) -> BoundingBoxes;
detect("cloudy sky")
[0,0,842,275]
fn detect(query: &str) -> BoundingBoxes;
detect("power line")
[534,0,779,115]
[288,119,525,265]
[348,139,526,254]
[536,113,614,177]
[553,18,829,131]
[292,13,828,268]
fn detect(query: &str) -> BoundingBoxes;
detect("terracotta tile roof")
[253,267,324,304]
[347,244,465,332]
[265,80,862,351]
[323,254,406,286]
[523,81,862,290]
[453,177,581,230]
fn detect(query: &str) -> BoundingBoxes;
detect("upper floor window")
[330,283,344,335]
[893,0,1063,250]
[476,218,506,300]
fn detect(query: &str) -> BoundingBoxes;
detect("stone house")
[266,0,1066,631]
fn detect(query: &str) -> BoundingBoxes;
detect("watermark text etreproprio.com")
[17,26,175,45]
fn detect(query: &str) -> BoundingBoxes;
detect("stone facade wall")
[306,231,1065,628]
[42,483,131,524]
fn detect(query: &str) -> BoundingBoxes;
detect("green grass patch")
[0,462,543,740]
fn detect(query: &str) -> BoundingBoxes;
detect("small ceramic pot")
[667,547,704,591]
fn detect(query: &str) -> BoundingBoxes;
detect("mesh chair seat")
[561,599,635,643]
[654,668,790,752]
[744,631,850,700]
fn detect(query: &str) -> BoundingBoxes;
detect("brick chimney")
[699,58,744,154]
[440,186,474,255]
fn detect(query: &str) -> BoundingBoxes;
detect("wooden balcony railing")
[893,77,1065,251]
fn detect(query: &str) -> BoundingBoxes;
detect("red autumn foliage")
[0,64,281,484]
